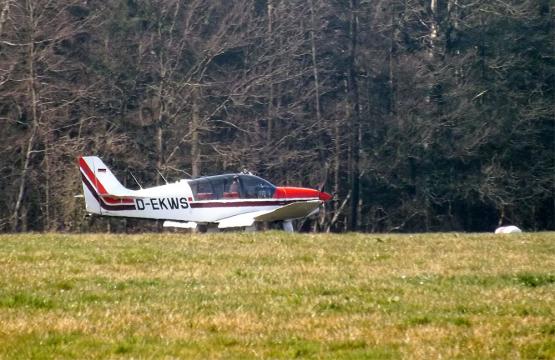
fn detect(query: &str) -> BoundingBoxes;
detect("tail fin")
[78,156,135,214]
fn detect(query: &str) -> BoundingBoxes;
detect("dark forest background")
[0,0,553,233]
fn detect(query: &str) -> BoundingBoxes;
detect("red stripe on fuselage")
[81,174,136,211]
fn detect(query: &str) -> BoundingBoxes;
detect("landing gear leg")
[282,220,294,232]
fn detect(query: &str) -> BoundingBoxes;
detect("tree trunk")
[156,81,164,185]
[388,4,396,115]
[155,95,164,232]
[12,123,38,231]
[44,133,50,230]
[12,0,39,231]
[0,0,11,37]
[308,0,321,122]
[348,0,360,231]
[333,78,350,231]
[431,0,437,14]
[267,0,274,142]
[191,87,201,177]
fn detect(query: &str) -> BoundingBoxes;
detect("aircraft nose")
[319,191,333,201]
[274,187,332,201]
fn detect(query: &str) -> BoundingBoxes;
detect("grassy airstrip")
[0,232,553,359]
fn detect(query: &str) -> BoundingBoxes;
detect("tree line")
[0,0,553,232]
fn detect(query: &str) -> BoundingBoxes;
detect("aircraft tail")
[78,156,136,214]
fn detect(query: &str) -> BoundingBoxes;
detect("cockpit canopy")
[188,174,276,201]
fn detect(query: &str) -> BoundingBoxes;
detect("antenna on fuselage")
[156,169,169,185]
[129,171,143,189]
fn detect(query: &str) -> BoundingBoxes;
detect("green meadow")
[0,232,553,359]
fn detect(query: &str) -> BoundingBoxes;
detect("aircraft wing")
[217,210,269,229]
[254,200,321,222]
[217,200,321,229]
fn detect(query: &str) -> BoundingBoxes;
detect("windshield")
[189,174,275,200]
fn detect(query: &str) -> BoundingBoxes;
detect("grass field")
[0,232,553,359]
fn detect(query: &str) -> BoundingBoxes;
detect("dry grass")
[0,232,553,359]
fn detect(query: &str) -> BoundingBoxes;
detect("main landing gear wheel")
[282,220,294,232]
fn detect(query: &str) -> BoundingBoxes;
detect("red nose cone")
[319,191,333,201]
[274,186,333,201]
[274,187,319,199]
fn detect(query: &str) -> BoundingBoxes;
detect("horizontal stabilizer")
[98,192,142,199]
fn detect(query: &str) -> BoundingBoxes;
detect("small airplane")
[78,156,332,232]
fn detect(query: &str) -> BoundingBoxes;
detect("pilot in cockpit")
[229,176,240,194]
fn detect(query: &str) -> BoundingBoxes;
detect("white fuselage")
[85,180,299,223]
